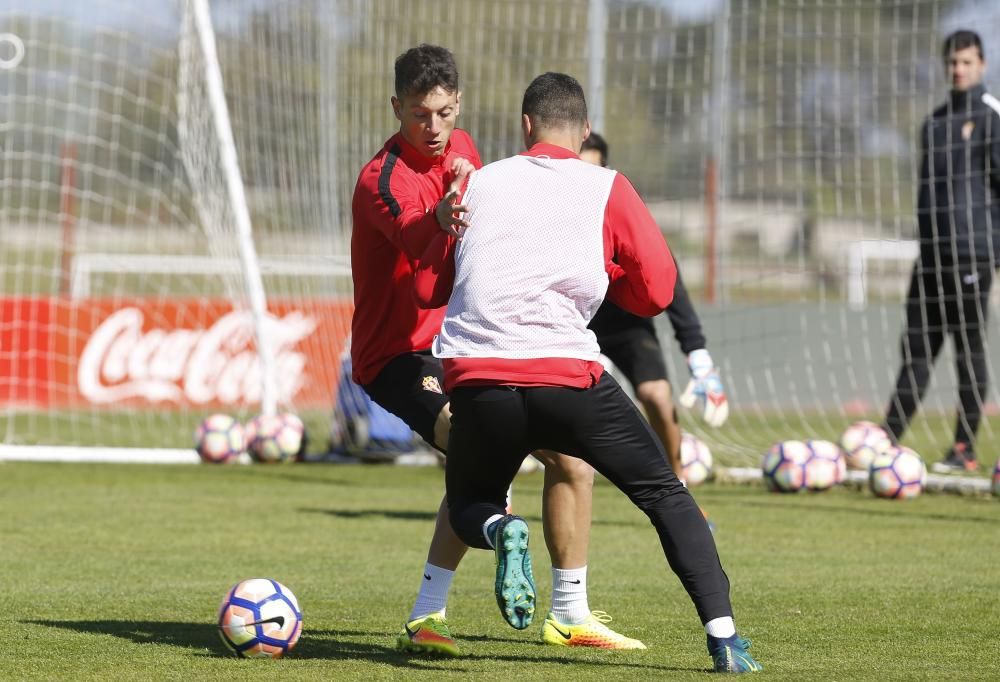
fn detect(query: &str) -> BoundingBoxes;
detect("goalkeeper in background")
[581,132,728,481]
[882,29,1000,474]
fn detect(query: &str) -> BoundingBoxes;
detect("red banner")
[0,297,352,410]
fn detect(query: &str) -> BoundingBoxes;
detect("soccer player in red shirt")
[414,72,762,674]
[351,45,642,656]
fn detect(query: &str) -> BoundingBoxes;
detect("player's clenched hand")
[679,348,729,427]
[435,158,474,238]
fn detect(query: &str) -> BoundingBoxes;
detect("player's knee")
[535,450,594,484]
[636,380,672,414]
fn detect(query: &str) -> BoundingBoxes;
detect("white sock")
[482,514,505,548]
[705,616,736,638]
[409,563,454,622]
[550,566,590,625]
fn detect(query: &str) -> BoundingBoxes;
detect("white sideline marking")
[0,445,199,464]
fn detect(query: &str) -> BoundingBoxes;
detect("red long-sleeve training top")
[350,129,482,385]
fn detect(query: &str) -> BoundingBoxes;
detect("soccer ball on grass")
[761,440,809,492]
[840,421,891,470]
[869,445,926,499]
[218,578,302,658]
[194,414,245,464]
[679,432,714,486]
[803,439,846,491]
[246,413,305,463]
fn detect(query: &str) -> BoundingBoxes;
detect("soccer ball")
[679,432,714,486]
[993,459,1000,498]
[803,439,846,491]
[246,413,305,463]
[218,578,302,658]
[869,445,927,499]
[840,421,891,470]
[194,414,245,464]
[761,440,809,492]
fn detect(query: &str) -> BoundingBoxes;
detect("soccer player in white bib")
[415,72,762,674]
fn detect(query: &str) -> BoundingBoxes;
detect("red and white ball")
[840,421,891,470]
[869,445,926,499]
[246,413,305,463]
[194,414,245,464]
[761,440,810,492]
[803,439,846,491]
[680,432,714,486]
[218,578,302,658]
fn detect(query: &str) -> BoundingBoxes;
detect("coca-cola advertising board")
[0,297,352,409]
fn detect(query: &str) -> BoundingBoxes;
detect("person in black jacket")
[882,30,1000,473]
[581,132,728,481]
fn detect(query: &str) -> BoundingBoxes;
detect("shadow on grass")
[228,467,356,487]
[304,628,699,672]
[26,619,220,651]
[299,508,644,528]
[26,620,698,672]
[714,492,998,524]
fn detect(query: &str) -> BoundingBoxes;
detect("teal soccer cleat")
[707,634,763,673]
[491,515,536,630]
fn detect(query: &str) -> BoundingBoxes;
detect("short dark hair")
[942,30,984,62]
[581,131,608,166]
[394,44,459,98]
[521,72,588,129]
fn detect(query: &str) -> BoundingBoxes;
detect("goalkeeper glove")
[679,348,729,427]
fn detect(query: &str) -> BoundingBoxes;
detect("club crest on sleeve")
[422,375,443,394]
[962,120,975,140]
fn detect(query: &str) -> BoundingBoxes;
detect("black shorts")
[597,323,669,387]
[362,351,449,450]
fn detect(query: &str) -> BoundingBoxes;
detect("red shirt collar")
[388,132,450,170]
[519,142,580,160]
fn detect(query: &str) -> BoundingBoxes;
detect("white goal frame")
[68,253,351,299]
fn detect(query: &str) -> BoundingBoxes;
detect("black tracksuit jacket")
[918,83,1000,266]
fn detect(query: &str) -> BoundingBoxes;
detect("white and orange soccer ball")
[246,413,305,463]
[869,445,927,499]
[680,432,714,486]
[218,578,302,658]
[803,439,846,491]
[840,421,891,470]
[194,414,245,464]
[761,440,810,492]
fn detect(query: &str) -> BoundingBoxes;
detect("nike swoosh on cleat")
[405,623,418,638]
[424,574,432,580]
[551,624,573,640]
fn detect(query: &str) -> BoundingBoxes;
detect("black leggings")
[445,372,733,624]
[884,262,994,447]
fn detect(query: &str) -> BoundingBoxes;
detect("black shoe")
[931,444,979,474]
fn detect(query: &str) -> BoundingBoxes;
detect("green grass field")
[1,462,997,680]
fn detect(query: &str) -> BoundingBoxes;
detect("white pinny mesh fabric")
[434,154,616,360]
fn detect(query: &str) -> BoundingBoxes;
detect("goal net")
[2,0,998,473]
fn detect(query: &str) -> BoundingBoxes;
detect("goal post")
[178,0,277,417]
